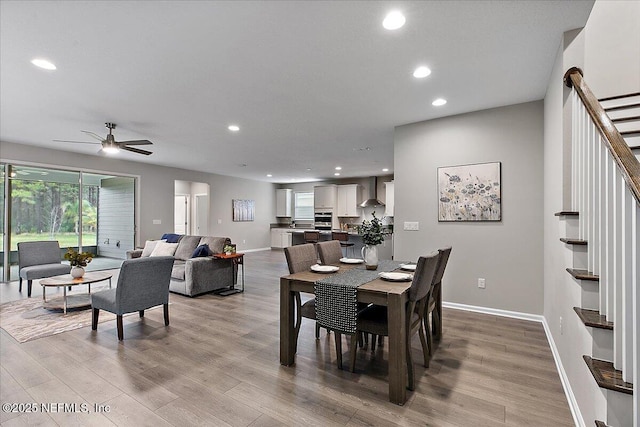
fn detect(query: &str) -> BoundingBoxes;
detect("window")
[294,192,314,220]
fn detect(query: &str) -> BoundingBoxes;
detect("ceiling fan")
[54,122,153,155]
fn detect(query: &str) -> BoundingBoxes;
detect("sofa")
[126,235,236,297]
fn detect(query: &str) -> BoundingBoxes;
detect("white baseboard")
[443,301,584,427]
[240,247,272,253]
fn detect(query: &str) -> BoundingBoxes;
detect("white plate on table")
[378,272,413,282]
[400,263,417,271]
[311,264,339,273]
[340,258,364,264]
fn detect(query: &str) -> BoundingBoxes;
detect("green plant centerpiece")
[356,211,388,270]
[223,244,236,255]
[64,248,93,278]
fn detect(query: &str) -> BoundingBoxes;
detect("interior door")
[194,194,208,235]
[174,195,189,234]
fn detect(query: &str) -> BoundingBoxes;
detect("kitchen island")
[289,230,393,260]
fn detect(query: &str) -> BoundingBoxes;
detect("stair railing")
[564,68,638,413]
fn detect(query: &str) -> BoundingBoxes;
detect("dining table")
[279,261,413,405]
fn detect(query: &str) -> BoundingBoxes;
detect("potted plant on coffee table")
[64,248,93,278]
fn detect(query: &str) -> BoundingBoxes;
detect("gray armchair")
[91,256,174,340]
[18,241,71,297]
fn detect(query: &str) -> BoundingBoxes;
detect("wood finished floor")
[0,249,574,426]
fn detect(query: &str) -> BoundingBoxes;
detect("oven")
[314,211,333,230]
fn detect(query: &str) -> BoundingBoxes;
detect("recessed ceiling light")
[228,125,240,132]
[334,172,341,176]
[306,168,312,171]
[382,168,389,172]
[266,174,272,177]
[31,58,56,70]
[413,66,431,79]
[335,166,342,170]
[383,11,405,30]
[432,98,447,106]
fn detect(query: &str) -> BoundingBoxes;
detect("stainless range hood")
[359,177,385,208]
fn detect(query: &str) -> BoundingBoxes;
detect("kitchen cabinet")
[384,182,394,217]
[337,184,360,217]
[276,189,292,217]
[314,185,337,209]
[271,229,292,248]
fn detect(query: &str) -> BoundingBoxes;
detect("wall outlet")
[153,219,161,225]
[242,239,246,244]
[477,278,485,289]
[403,221,419,231]
[217,219,222,224]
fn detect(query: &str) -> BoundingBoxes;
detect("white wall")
[394,101,544,314]
[0,141,276,251]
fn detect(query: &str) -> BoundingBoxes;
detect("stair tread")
[573,307,613,330]
[611,115,640,123]
[554,211,579,216]
[583,356,633,395]
[595,421,609,427]
[621,130,640,136]
[567,268,599,281]
[605,102,640,112]
[560,237,588,245]
[598,92,640,102]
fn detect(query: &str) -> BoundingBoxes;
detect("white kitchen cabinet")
[384,182,394,217]
[276,189,292,217]
[314,185,337,209]
[270,229,292,248]
[337,184,360,217]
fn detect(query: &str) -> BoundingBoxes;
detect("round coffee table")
[40,271,113,314]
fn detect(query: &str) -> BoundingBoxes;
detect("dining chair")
[284,244,325,342]
[317,240,343,265]
[426,246,452,347]
[347,251,439,390]
[303,230,320,244]
[91,256,174,340]
[331,231,355,257]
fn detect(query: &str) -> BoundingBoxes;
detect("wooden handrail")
[564,67,640,204]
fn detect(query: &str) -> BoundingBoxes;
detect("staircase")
[561,68,638,427]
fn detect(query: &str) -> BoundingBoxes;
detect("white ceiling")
[0,1,593,183]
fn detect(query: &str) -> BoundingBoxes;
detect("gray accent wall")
[0,141,276,251]
[394,101,544,314]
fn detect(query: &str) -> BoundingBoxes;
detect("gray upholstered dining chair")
[18,241,71,297]
[348,251,440,390]
[317,240,343,265]
[283,243,326,342]
[331,231,355,257]
[91,256,174,341]
[426,246,452,350]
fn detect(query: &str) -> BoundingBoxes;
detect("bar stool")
[304,230,320,244]
[332,231,355,257]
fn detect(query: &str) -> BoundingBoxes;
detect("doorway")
[174,181,209,236]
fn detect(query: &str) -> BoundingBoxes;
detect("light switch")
[217,219,222,224]
[403,221,419,231]
[153,219,161,225]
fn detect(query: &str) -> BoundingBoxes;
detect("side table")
[212,252,244,296]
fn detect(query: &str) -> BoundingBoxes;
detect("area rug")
[0,297,116,343]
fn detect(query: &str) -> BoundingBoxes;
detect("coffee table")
[40,271,113,314]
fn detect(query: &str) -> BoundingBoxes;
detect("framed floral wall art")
[437,162,501,222]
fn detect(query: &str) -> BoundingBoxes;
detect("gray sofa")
[126,235,236,297]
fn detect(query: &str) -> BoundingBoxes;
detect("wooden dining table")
[279,263,412,405]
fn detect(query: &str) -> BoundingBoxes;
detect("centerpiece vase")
[71,266,85,278]
[361,245,379,270]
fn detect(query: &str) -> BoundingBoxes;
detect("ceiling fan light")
[102,144,120,154]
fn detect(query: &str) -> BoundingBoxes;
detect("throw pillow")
[161,233,183,243]
[141,240,158,257]
[150,241,179,257]
[191,244,211,258]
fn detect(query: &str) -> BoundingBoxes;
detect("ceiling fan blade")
[81,130,105,142]
[53,139,101,145]
[117,139,153,146]
[121,145,153,156]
